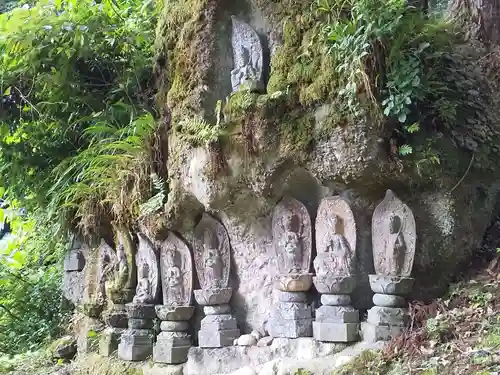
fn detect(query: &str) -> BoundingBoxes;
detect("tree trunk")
[450,0,500,45]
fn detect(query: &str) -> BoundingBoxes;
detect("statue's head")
[139,262,149,279]
[285,213,300,233]
[241,46,250,65]
[117,244,125,255]
[166,250,176,265]
[331,215,344,234]
[203,229,218,251]
[389,215,402,234]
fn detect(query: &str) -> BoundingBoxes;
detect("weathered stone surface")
[126,303,156,320]
[153,343,191,364]
[201,314,238,330]
[361,322,406,342]
[103,305,128,328]
[64,251,85,272]
[133,233,160,304]
[156,305,195,321]
[313,322,359,343]
[198,329,240,348]
[250,330,262,341]
[313,275,356,295]
[237,334,258,346]
[77,317,104,354]
[275,273,313,292]
[372,293,406,307]
[52,336,77,360]
[320,294,351,306]
[160,321,189,332]
[194,287,233,306]
[257,336,273,347]
[278,291,307,302]
[372,190,416,277]
[366,306,409,326]
[142,364,184,375]
[62,271,85,305]
[204,304,231,315]
[314,196,356,277]
[267,318,313,338]
[315,306,359,323]
[369,275,415,296]
[194,214,231,289]
[118,331,154,361]
[231,17,265,93]
[160,233,193,307]
[129,318,153,329]
[157,332,191,346]
[278,302,312,320]
[272,197,312,275]
[99,327,125,357]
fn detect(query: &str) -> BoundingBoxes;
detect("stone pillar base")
[268,318,313,338]
[268,292,313,338]
[118,329,154,361]
[313,322,359,342]
[198,328,240,348]
[99,327,126,357]
[361,322,406,342]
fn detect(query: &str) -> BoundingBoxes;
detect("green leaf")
[398,144,413,156]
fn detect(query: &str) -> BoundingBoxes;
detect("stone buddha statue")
[231,46,257,91]
[133,262,152,304]
[203,230,223,289]
[385,214,407,276]
[165,250,183,305]
[281,214,303,274]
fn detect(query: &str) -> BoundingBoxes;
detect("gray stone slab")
[129,318,153,329]
[64,251,85,271]
[126,303,156,319]
[153,343,191,364]
[313,321,359,342]
[160,321,189,332]
[118,331,154,361]
[157,332,191,347]
[279,302,312,320]
[361,322,406,342]
[204,304,231,315]
[268,318,313,338]
[366,306,409,326]
[198,328,240,348]
[278,291,308,302]
[200,314,238,330]
[320,294,351,306]
[372,293,407,307]
[99,327,125,357]
[316,305,359,323]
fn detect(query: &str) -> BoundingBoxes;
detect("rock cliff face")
[149,0,500,335]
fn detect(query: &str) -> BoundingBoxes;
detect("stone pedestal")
[313,276,359,342]
[268,274,313,338]
[362,275,414,342]
[99,304,129,356]
[194,288,240,348]
[118,303,156,361]
[153,305,194,364]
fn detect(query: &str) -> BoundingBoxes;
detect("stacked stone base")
[313,298,359,342]
[100,304,128,356]
[269,292,313,338]
[118,304,155,361]
[198,309,240,348]
[362,306,409,342]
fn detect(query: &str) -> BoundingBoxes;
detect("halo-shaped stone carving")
[193,213,231,290]
[315,196,356,277]
[372,190,416,277]
[272,196,312,274]
[134,233,160,304]
[160,232,193,307]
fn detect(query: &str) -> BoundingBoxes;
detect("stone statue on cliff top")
[231,16,265,93]
[272,197,313,292]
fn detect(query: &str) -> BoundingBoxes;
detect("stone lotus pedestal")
[194,288,240,348]
[118,303,156,361]
[313,275,359,342]
[362,275,414,342]
[153,305,195,364]
[268,274,313,338]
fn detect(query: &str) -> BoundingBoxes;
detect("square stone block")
[279,302,312,320]
[156,332,191,347]
[64,251,85,271]
[99,328,125,357]
[313,321,359,342]
[198,328,240,348]
[361,322,406,342]
[118,331,154,361]
[153,343,190,364]
[367,306,409,326]
[268,318,313,338]
[200,314,238,330]
[316,305,359,323]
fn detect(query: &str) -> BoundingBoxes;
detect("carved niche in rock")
[160,233,193,307]
[372,190,416,277]
[314,196,356,277]
[133,233,160,304]
[231,16,265,93]
[193,214,231,290]
[272,197,312,275]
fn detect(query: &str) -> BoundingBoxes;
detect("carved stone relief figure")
[194,214,231,290]
[231,16,264,92]
[160,233,193,307]
[372,190,416,277]
[314,197,357,277]
[272,197,312,275]
[132,233,160,304]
